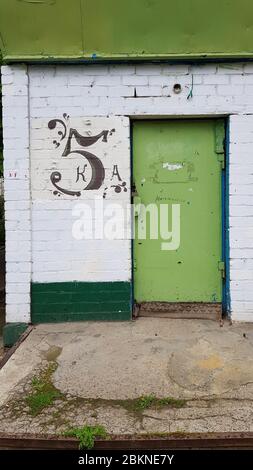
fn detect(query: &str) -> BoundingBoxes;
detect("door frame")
[130,116,230,318]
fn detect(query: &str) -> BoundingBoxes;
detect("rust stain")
[197,355,224,370]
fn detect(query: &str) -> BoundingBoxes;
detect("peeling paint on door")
[162,163,183,171]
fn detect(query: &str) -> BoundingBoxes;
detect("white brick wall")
[1,65,31,323]
[229,114,253,321]
[3,62,253,322]
[30,116,131,284]
[28,63,253,118]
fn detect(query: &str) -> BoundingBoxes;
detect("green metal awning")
[1,0,253,62]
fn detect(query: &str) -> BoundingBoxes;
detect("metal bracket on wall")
[215,120,225,169]
[217,153,225,170]
[218,261,226,279]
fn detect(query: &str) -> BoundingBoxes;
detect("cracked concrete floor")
[1,318,253,435]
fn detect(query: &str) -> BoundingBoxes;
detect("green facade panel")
[31,281,132,323]
[3,323,28,347]
[1,1,253,61]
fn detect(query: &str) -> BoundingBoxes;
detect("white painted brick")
[88,86,108,97]
[230,75,253,84]
[122,75,149,85]
[229,174,253,185]
[7,232,31,244]
[136,86,162,97]
[163,64,189,74]
[231,248,253,258]
[230,269,253,280]
[3,126,29,140]
[4,138,29,151]
[232,312,253,322]
[1,117,17,127]
[230,259,253,270]
[57,86,91,97]
[1,65,14,76]
[5,190,30,201]
[230,217,253,228]
[6,241,31,254]
[1,64,31,324]
[230,205,253,216]
[31,97,51,107]
[3,106,29,118]
[6,250,31,263]
[244,85,253,95]
[6,283,30,294]
[2,85,28,96]
[205,95,232,107]
[230,184,253,195]
[6,304,30,323]
[4,201,30,211]
[218,85,243,96]
[73,96,99,107]
[136,64,162,75]
[30,86,55,98]
[107,86,134,97]
[231,301,253,311]
[94,75,121,85]
[192,85,216,96]
[148,76,171,86]
[69,76,95,86]
[1,74,14,85]
[6,272,31,283]
[203,75,229,84]
[4,174,30,193]
[6,293,30,305]
[5,210,30,223]
[30,107,57,118]
[2,95,29,107]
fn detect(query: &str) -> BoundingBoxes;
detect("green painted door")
[133,119,224,304]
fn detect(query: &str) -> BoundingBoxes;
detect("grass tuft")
[64,425,107,449]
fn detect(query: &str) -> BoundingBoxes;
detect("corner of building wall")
[1,64,32,324]
[229,113,253,323]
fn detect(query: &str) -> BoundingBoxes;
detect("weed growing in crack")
[135,395,186,411]
[63,425,107,449]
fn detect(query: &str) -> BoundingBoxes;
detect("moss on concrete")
[0,348,187,434]
[134,395,186,410]
[26,363,63,416]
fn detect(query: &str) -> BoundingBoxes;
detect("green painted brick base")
[3,323,28,347]
[31,281,132,323]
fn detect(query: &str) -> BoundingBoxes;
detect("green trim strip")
[31,281,132,323]
[4,54,253,64]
